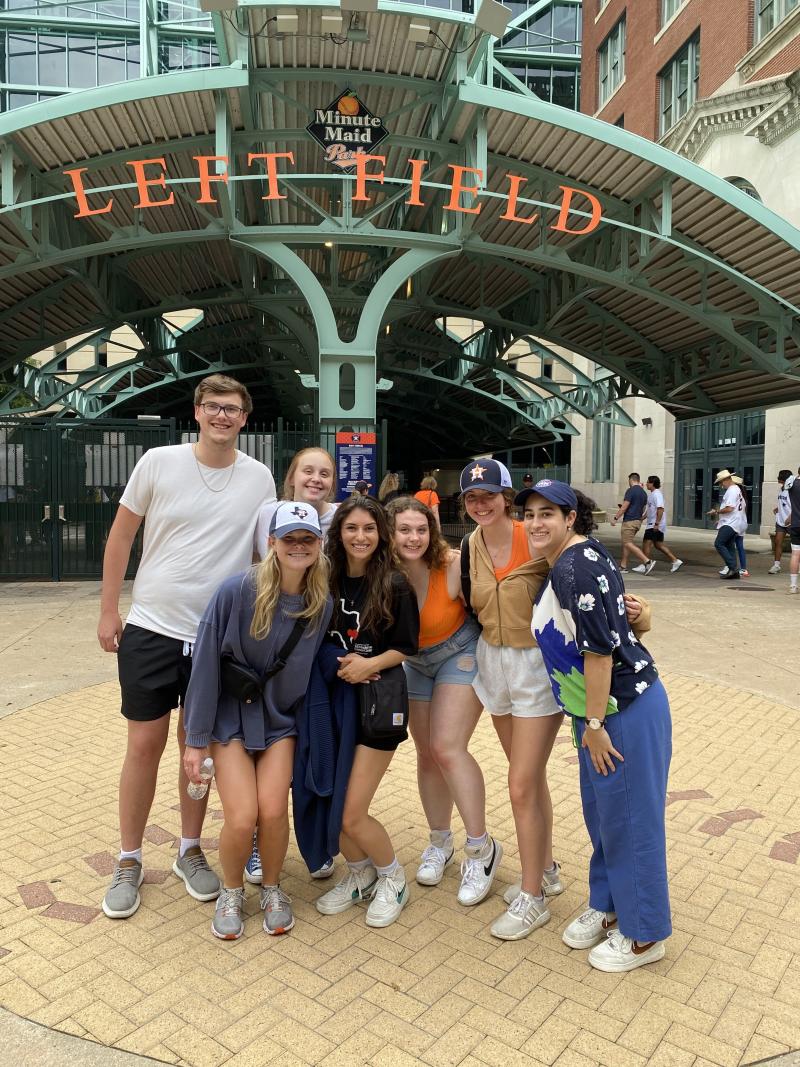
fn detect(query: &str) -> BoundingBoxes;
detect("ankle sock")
[430,829,453,849]
[544,862,558,874]
[347,857,373,872]
[119,848,142,864]
[179,837,200,857]
[376,858,402,879]
[791,575,798,589]
[466,832,489,851]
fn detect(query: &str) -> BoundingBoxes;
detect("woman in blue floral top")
[522,479,672,974]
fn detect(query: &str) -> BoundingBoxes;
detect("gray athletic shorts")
[472,638,561,718]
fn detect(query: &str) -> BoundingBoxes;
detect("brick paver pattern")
[1,674,799,1067]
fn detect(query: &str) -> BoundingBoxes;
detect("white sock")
[348,857,373,872]
[430,829,453,849]
[376,858,402,879]
[791,574,798,589]
[119,848,142,863]
[180,837,201,857]
[466,832,489,851]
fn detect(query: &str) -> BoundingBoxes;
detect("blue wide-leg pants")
[574,678,672,943]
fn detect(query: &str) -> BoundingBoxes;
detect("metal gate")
[0,418,173,580]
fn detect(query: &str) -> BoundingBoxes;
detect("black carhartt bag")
[358,664,409,740]
[220,619,307,704]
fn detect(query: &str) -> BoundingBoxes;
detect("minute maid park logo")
[306,89,390,172]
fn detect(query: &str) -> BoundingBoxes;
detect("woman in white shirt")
[255,448,339,559]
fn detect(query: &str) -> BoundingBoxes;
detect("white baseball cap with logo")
[269,501,323,539]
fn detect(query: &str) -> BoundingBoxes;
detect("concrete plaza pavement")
[1,525,799,1067]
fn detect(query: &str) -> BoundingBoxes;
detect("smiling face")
[463,488,506,527]
[270,530,321,573]
[340,507,380,570]
[523,493,576,564]
[194,391,248,448]
[289,449,334,505]
[392,509,430,563]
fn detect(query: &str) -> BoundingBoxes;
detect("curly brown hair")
[326,496,400,633]
[385,496,451,572]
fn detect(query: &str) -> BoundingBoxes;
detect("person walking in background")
[351,480,372,498]
[182,503,333,941]
[785,471,800,594]
[710,470,747,581]
[727,475,750,578]
[769,469,792,574]
[377,471,401,506]
[609,473,651,574]
[97,375,276,920]
[634,475,683,574]
[414,476,441,529]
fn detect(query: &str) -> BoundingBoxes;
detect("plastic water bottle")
[187,757,214,800]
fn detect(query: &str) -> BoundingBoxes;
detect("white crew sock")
[119,848,142,863]
[180,837,201,857]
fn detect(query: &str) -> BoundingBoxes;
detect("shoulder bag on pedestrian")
[220,618,307,704]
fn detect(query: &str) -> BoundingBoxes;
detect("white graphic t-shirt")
[717,485,747,534]
[646,489,667,533]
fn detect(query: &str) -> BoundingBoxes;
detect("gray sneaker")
[503,861,564,905]
[102,858,144,919]
[260,884,294,935]
[212,887,245,940]
[172,846,221,901]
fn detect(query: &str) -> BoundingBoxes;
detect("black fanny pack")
[220,618,307,704]
[358,664,409,740]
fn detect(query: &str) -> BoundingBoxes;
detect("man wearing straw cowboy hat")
[710,470,747,580]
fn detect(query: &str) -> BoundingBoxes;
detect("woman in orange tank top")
[387,496,493,900]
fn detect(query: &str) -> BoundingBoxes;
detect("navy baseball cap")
[515,479,578,510]
[269,501,322,538]
[459,459,513,495]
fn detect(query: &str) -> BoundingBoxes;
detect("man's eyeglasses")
[199,401,245,418]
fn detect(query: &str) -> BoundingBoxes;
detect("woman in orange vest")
[414,476,441,529]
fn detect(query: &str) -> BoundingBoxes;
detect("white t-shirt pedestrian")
[776,485,791,528]
[120,443,276,643]
[717,485,747,535]
[255,500,338,559]
[646,489,667,533]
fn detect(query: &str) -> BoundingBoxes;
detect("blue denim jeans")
[714,525,738,572]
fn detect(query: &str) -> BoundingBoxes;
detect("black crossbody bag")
[358,663,410,740]
[220,618,307,704]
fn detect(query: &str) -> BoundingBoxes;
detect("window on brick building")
[659,33,700,135]
[756,0,799,42]
[598,16,625,107]
[726,176,762,201]
[661,0,688,26]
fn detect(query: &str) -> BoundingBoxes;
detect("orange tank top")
[494,520,531,581]
[418,565,466,649]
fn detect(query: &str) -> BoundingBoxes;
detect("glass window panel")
[126,41,140,77]
[552,4,576,54]
[97,38,126,84]
[8,32,37,83]
[526,66,552,102]
[68,36,97,88]
[38,35,67,87]
[551,68,575,109]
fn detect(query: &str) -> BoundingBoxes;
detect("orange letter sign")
[353,154,386,203]
[193,155,229,205]
[247,152,295,200]
[551,185,602,235]
[126,158,174,209]
[64,167,113,219]
[405,157,428,207]
[500,174,539,226]
[445,165,483,215]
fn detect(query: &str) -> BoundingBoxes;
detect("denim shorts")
[403,617,481,701]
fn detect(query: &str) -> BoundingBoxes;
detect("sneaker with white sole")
[741,569,750,577]
[562,907,617,949]
[310,858,335,879]
[102,859,144,919]
[670,559,683,572]
[212,887,245,940]
[490,891,550,941]
[631,564,647,574]
[719,566,729,576]
[244,832,262,884]
[588,929,665,972]
[503,861,563,905]
[768,562,781,574]
[457,837,502,906]
[316,864,377,914]
[173,847,220,902]
[260,884,294,935]
[788,586,798,595]
[619,567,630,574]
[366,870,408,928]
[644,560,657,575]
[416,834,455,886]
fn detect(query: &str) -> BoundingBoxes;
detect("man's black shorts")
[642,529,664,543]
[791,526,800,549]
[117,624,193,722]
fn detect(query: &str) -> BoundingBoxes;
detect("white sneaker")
[315,864,377,914]
[416,838,454,886]
[310,858,335,879]
[457,838,502,906]
[365,870,408,928]
[719,566,729,576]
[562,907,617,949]
[645,560,657,575]
[670,559,683,572]
[503,862,563,905]
[619,567,630,574]
[631,564,647,574]
[490,891,550,941]
[768,562,781,574]
[588,929,666,972]
[788,586,798,595]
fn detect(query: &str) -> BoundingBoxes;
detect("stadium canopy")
[1,1,799,458]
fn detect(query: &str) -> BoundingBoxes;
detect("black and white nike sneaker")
[457,836,503,906]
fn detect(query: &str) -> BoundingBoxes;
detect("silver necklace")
[193,445,236,493]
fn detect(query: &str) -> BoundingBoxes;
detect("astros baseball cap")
[269,501,322,538]
[515,478,578,511]
[459,459,513,494]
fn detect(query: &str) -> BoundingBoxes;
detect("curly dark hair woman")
[326,495,399,633]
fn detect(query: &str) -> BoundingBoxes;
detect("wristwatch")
[586,717,606,731]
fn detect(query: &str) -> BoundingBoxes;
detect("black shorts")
[355,721,408,753]
[776,523,789,534]
[117,624,193,722]
[791,527,800,549]
[642,529,664,543]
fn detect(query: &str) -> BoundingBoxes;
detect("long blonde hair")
[282,447,336,502]
[250,546,330,639]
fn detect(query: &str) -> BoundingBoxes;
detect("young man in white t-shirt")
[97,375,276,919]
[710,470,747,580]
[633,475,683,574]
[769,469,792,574]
